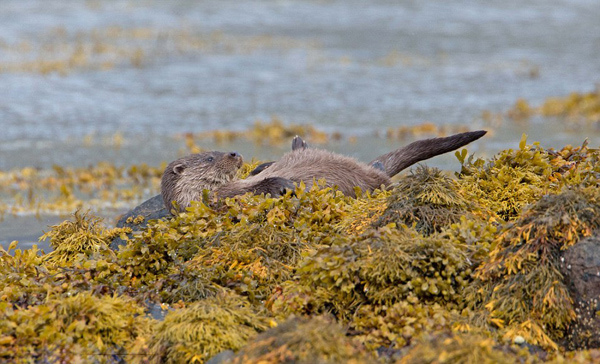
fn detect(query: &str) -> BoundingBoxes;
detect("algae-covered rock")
[111,194,170,250]
[0,292,150,363]
[142,292,271,364]
[466,187,600,349]
[229,315,375,364]
[374,166,480,235]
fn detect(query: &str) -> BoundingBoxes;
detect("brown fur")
[161,151,242,210]
[161,130,486,211]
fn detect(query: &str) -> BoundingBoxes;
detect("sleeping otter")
[161,130,486,211]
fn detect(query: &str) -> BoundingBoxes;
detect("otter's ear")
[172,163,186,175]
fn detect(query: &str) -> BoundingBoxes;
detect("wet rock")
[109,194,170,250]
[561,234,600,350]
[147,302,170,321]
[205,350,235,364]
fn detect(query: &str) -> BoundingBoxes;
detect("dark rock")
[147,301,170,321]
[109,194,171,250]
[205,350,235,364]
[560,234,600,349]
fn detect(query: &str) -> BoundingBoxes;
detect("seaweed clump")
[350,301,453,351]
[456,135,554,221]
[229,315,375,364]
[141,292,271,364]
[465,187,600,349]
[119,183,351,303]
[272,227,472,349]
[0,292,150,363]
[42,210,130,265]
[374,166,483,235]
[279,228,472,315]
[457,135,600,221]
[398,332,538,364]
[506,88,600,125]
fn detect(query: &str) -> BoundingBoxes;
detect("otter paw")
[249,161,275,176]
[276,177,297,196]
[257,177,296,197]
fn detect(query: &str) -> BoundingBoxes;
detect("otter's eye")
[207,157,214,163]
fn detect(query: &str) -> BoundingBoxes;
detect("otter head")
[161,151,243,211]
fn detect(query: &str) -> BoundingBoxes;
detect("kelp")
[465,187,600,350]
[456,135,555,221]
[0,161,163,216]
[0,242,49,308]
[384,122,471,141]
[1,26,320,75]
[228,315,375,364]
[141,292,271,364]
[188,117,330,147]
[439,216,497,267]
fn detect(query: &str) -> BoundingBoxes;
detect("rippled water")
[1,0,600,248]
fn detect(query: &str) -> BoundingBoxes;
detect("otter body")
[219,148,389,198]
[162,130,487,211]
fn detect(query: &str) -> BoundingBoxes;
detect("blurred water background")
[1,0,599,249]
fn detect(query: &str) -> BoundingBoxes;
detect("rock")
[205,350,235,364]
[109,194,170,250]
[560,235,600,350]
[147,301,170,321]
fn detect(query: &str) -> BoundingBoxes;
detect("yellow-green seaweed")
[229,315,375,364]
[465,187,600,350]
[374,166,485,235]
[141,292,271,364]
[0,292,150,364]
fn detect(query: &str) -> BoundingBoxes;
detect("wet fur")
[162,130,486,210]
[218,148,388,198]
[161,151,242,210]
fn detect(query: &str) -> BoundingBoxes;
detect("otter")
[161,130,486,211]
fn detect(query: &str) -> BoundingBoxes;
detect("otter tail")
[369,130,487,177]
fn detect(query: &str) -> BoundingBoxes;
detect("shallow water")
[1,0,600,249]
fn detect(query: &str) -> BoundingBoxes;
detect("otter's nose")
[229,151,240,158]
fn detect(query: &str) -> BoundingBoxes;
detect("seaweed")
[374,166,484,235]
[0,292,150,363]
[456,135,555,221]
[229,315,375,364]
[350,302,454,351]
[506,88,600,125]
[140,292,271,364]
[42,210,130,265]
[397,331,539,364]
[465,187,600,349]
[274,227,472,320]
[3,134,600,361]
